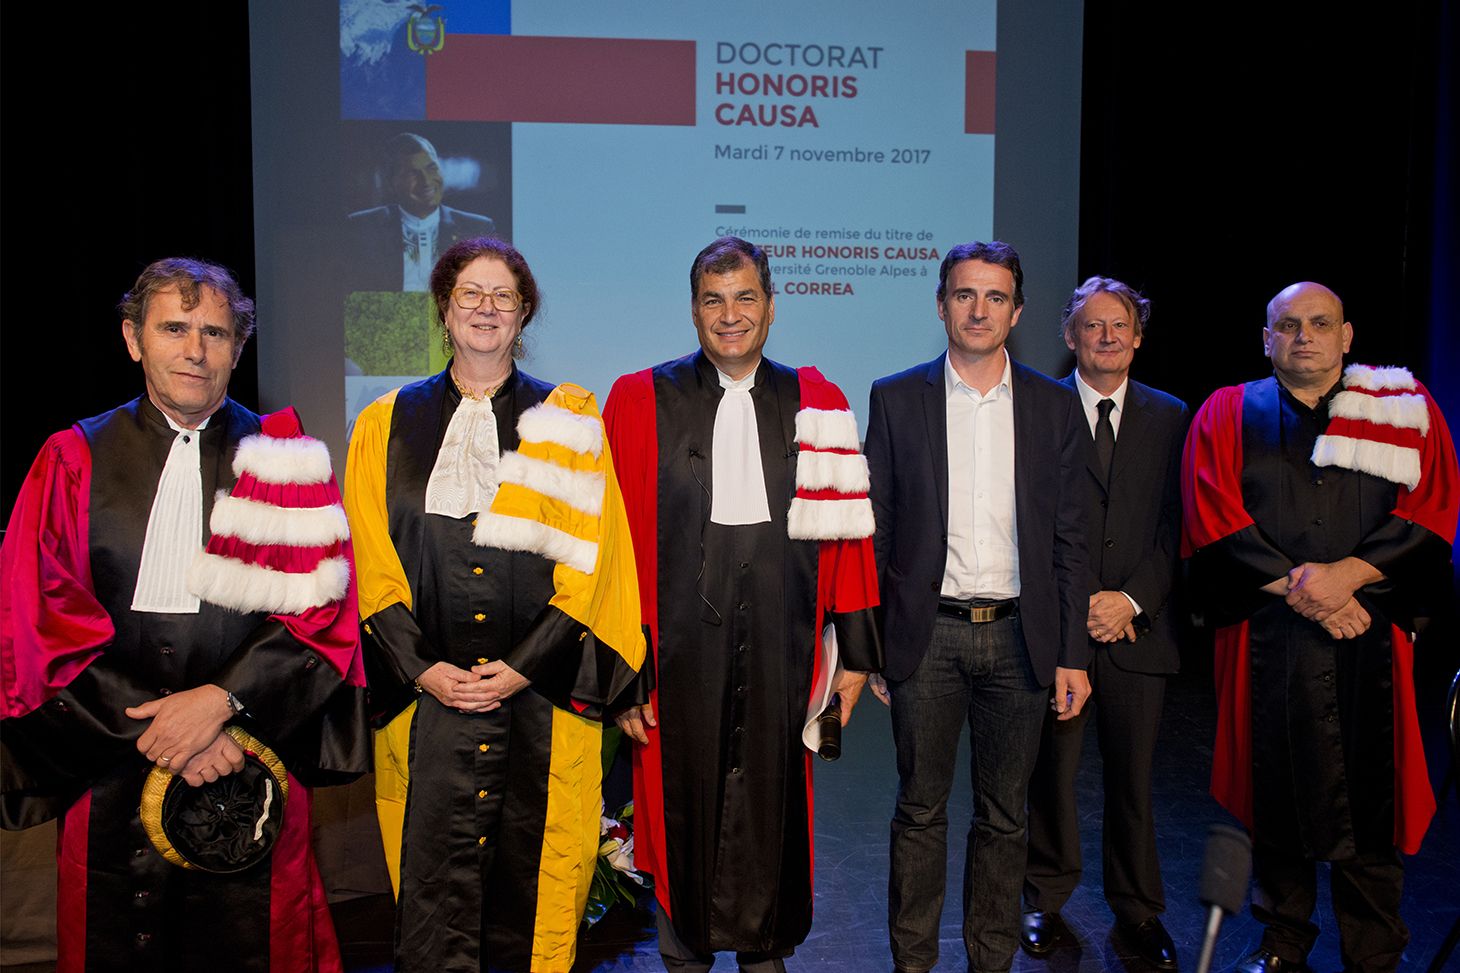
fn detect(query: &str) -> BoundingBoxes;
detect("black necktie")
[1095,398,1116,482]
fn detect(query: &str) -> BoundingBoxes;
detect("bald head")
[1266,281,1343,327]
[1263,281,1352,404]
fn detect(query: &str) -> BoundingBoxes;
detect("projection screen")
[249,0,1083,463]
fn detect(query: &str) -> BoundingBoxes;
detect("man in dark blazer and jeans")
[865,241,1090,973]
[1021,277,1190,969]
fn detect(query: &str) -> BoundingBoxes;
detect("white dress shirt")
[942,353,1019,600]
[1072,370,1129,439]
[400,207,441,292]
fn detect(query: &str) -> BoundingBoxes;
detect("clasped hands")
[1087,590,1137,643]
[1274,556,1383,640]
[126,685,243,788]
[417,659,530,714]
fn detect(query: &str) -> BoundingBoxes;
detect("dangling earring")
[442,328,453,357]
[512,333,524,360]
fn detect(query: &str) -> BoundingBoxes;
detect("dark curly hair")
[429,237,541,328]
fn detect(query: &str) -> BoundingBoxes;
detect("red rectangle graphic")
[426,35,696,126]
[965,50,996,134]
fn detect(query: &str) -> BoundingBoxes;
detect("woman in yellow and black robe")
[342,238,644,973]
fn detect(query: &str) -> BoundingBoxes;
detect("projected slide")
[339,0,997,430]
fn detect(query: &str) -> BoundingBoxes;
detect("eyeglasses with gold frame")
[451,287,523,312]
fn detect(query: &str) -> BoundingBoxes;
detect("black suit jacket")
[343,204,497,292]
[866,353,1089,685]
[1061,373,1190,675]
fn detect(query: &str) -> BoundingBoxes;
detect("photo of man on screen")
[345,132,498,293]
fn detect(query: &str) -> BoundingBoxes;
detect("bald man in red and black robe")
[1182,282,1458,973]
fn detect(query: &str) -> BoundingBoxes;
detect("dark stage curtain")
[1,2,258,521]
[1075,1,1451,437]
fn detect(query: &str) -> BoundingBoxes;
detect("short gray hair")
[1060,276,1150,338]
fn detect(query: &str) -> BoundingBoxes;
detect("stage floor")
[327,643,1460,973]
[2,643,1454,973]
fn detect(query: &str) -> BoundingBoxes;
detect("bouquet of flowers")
[585,800,650,925]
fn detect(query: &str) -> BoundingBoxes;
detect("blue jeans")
[887,608,1047,973]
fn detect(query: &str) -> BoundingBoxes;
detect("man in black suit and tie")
[1020,277,1189,969]
[865,241,1091,973]
[345,132,497,292]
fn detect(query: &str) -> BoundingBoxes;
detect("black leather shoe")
[1021,910,1064,957]
[1120,916,1178,970]
[1231,948,1311,973]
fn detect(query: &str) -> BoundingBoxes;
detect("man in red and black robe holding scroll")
[1182,281,1458,973]
[1,259,369,973]
[605,237,882,973]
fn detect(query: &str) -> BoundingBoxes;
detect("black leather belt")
[937,598,1016,623]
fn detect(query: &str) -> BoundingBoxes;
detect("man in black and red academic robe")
[605,237,882,973]
[1,258,370,972]
[1182,281,1458,973]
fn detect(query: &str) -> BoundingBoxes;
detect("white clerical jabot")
[426,395,501,519]
[710,367,772,526]
[132,413,210,613]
